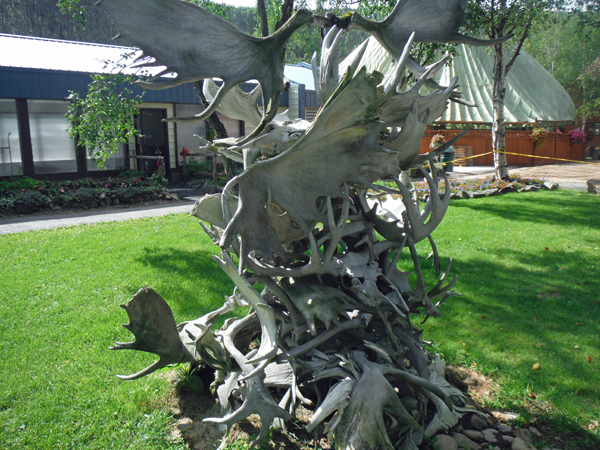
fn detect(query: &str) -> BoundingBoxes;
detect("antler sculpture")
[102,0,503,448]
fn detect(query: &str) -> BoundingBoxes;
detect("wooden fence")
[419,129,586,166]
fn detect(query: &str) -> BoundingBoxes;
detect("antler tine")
[399,163,450,244]
[115,358,174,381]
[213,253,278,365]
[382,31,415,96]
[427,234,442,277]
[313,25,346,105]
[323,184,351,263]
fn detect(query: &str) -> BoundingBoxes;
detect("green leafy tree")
[56,0,87,27]
[66,57,144,168]
[466,0,546,179]
[526,3,600,127]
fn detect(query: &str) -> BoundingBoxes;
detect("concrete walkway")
[0,200,197,235]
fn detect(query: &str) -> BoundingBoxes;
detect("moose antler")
[110,287,193,380]
[98,0,313,143]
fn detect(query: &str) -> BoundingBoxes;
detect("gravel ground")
[511,161,600,182]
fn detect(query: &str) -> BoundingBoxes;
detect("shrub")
[0,175,44,194]
[0,197,15,211]
[152,173,168,188]
[68,187,107,205]
[114,166,146,179]
[118,186,156,203]
[182,159,212,181]
[17,190,52,209]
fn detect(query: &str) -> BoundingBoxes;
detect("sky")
[215,0,319,8]
[216,0,258,7]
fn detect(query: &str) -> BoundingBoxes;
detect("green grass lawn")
[414,189,600,448]
[0,214,234,449]
[0,189,599,449]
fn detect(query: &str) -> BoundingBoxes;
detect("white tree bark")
[492,43,510,179]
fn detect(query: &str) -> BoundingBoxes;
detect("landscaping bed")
[429,175,558,200]
[0,173,180,218]
[377,175,557,202]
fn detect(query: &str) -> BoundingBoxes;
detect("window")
[86,145,125,171]
[28,100,77,174]
[217,113,241,138]
[175,104,207,154]
[0,99,22,177]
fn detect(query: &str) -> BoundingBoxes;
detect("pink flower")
[60,188,65,193]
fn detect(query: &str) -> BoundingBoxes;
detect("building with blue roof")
[0,34,318,181]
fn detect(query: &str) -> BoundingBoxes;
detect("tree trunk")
[492,43,509,179]
[193,81,237,179]
[274,0,294,32]
[257,0,269,37]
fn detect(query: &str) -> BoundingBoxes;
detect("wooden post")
[212,155,217,182]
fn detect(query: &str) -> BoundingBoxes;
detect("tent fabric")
[340,37,576,123]
[439,44,577,123]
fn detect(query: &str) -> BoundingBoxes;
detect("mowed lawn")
[0,189,599,449]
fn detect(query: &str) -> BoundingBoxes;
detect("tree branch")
[257,0,269,37]
[504,14,534,78]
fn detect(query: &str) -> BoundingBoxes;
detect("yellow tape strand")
[495,149,600,165]
[416,149,599,170]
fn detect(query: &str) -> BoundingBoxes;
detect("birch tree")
[466,0,545,179]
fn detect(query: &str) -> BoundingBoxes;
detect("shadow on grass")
[452,190,600,229]
[134,246,235,319]
[428,245,600,448]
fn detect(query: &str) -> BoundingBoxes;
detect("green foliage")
[182,159,212,182]
[198,0,228,19]
[66,187,106,204]
[0,176,167,214]
[66,57,145,169]
[525,5,600,122]
[56,0,87,27]
[16,190,52,209]
[0,174,44,194]
[0,197,16,211]
[152,173,168,188]
[465,0,545,39]
[114,166,147,179]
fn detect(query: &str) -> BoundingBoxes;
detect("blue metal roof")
[0,33,152,74]
[0,33,313,106]
[284,62,315,91]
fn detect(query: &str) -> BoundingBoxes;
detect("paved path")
[0,172,589,235]
[0,201,197,235]
[450,166,588,190]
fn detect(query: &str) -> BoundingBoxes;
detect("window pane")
[175,104,207,154]
[217,113,241,138]
[0,99,22,177]
[86,145,125,171]
[28,100,77,174]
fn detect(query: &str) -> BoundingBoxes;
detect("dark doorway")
[135,109,169,178]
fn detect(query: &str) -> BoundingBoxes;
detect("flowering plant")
[530,128,547,147]
[569,129,586,145]
[430,133,446,149]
